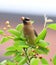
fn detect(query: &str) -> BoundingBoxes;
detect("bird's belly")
[24,29,36,44]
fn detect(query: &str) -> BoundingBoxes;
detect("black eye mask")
[24,18,30,21]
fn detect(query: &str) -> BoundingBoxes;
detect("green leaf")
[47,23,56,30]
[14,40,26,45]
[7,46,16,51]
[4,51,15,56]
[14,36,26,41]
[41,58,49,65]
[7,46,22,54]
[14,40,29,49]
[15,46,23,52]
[14,55,22,62]
[18,57,26,65]
[14,45,28,52]
[35,47,49,54]
[30,58,39,65]
[8,29,20,37]
[37,40,49,48]
[53,55,56,65]
[36,28,47,43]
[6,60,16,65]
[0,30,4,34]
[14,41,23,51]
[16,24,23,31]
[0,37,10,44]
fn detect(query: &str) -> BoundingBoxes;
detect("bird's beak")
[20,16,25,21]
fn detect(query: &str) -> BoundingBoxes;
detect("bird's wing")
[34,30,38,36]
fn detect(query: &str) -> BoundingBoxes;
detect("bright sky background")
[0,0,56,16]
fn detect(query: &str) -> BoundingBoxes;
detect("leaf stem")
[23,48,30,65]
[44,19,47,28]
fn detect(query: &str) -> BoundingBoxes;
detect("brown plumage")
[21,17,37,46]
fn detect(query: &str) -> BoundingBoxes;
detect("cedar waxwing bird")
[21,16,38,46]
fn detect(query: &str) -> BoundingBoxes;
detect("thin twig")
[44,14,47,28]
[23,48,30,65]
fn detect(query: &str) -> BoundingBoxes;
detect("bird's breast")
[23,25,36,44]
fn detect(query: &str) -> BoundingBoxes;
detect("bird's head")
[21,16,31,25]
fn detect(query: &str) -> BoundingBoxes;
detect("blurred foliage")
[0,30,4,34]
[0,21,56,65]
[52,55,56,65]
[47,23,56,30]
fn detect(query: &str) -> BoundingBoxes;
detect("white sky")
[0,0,56,15]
